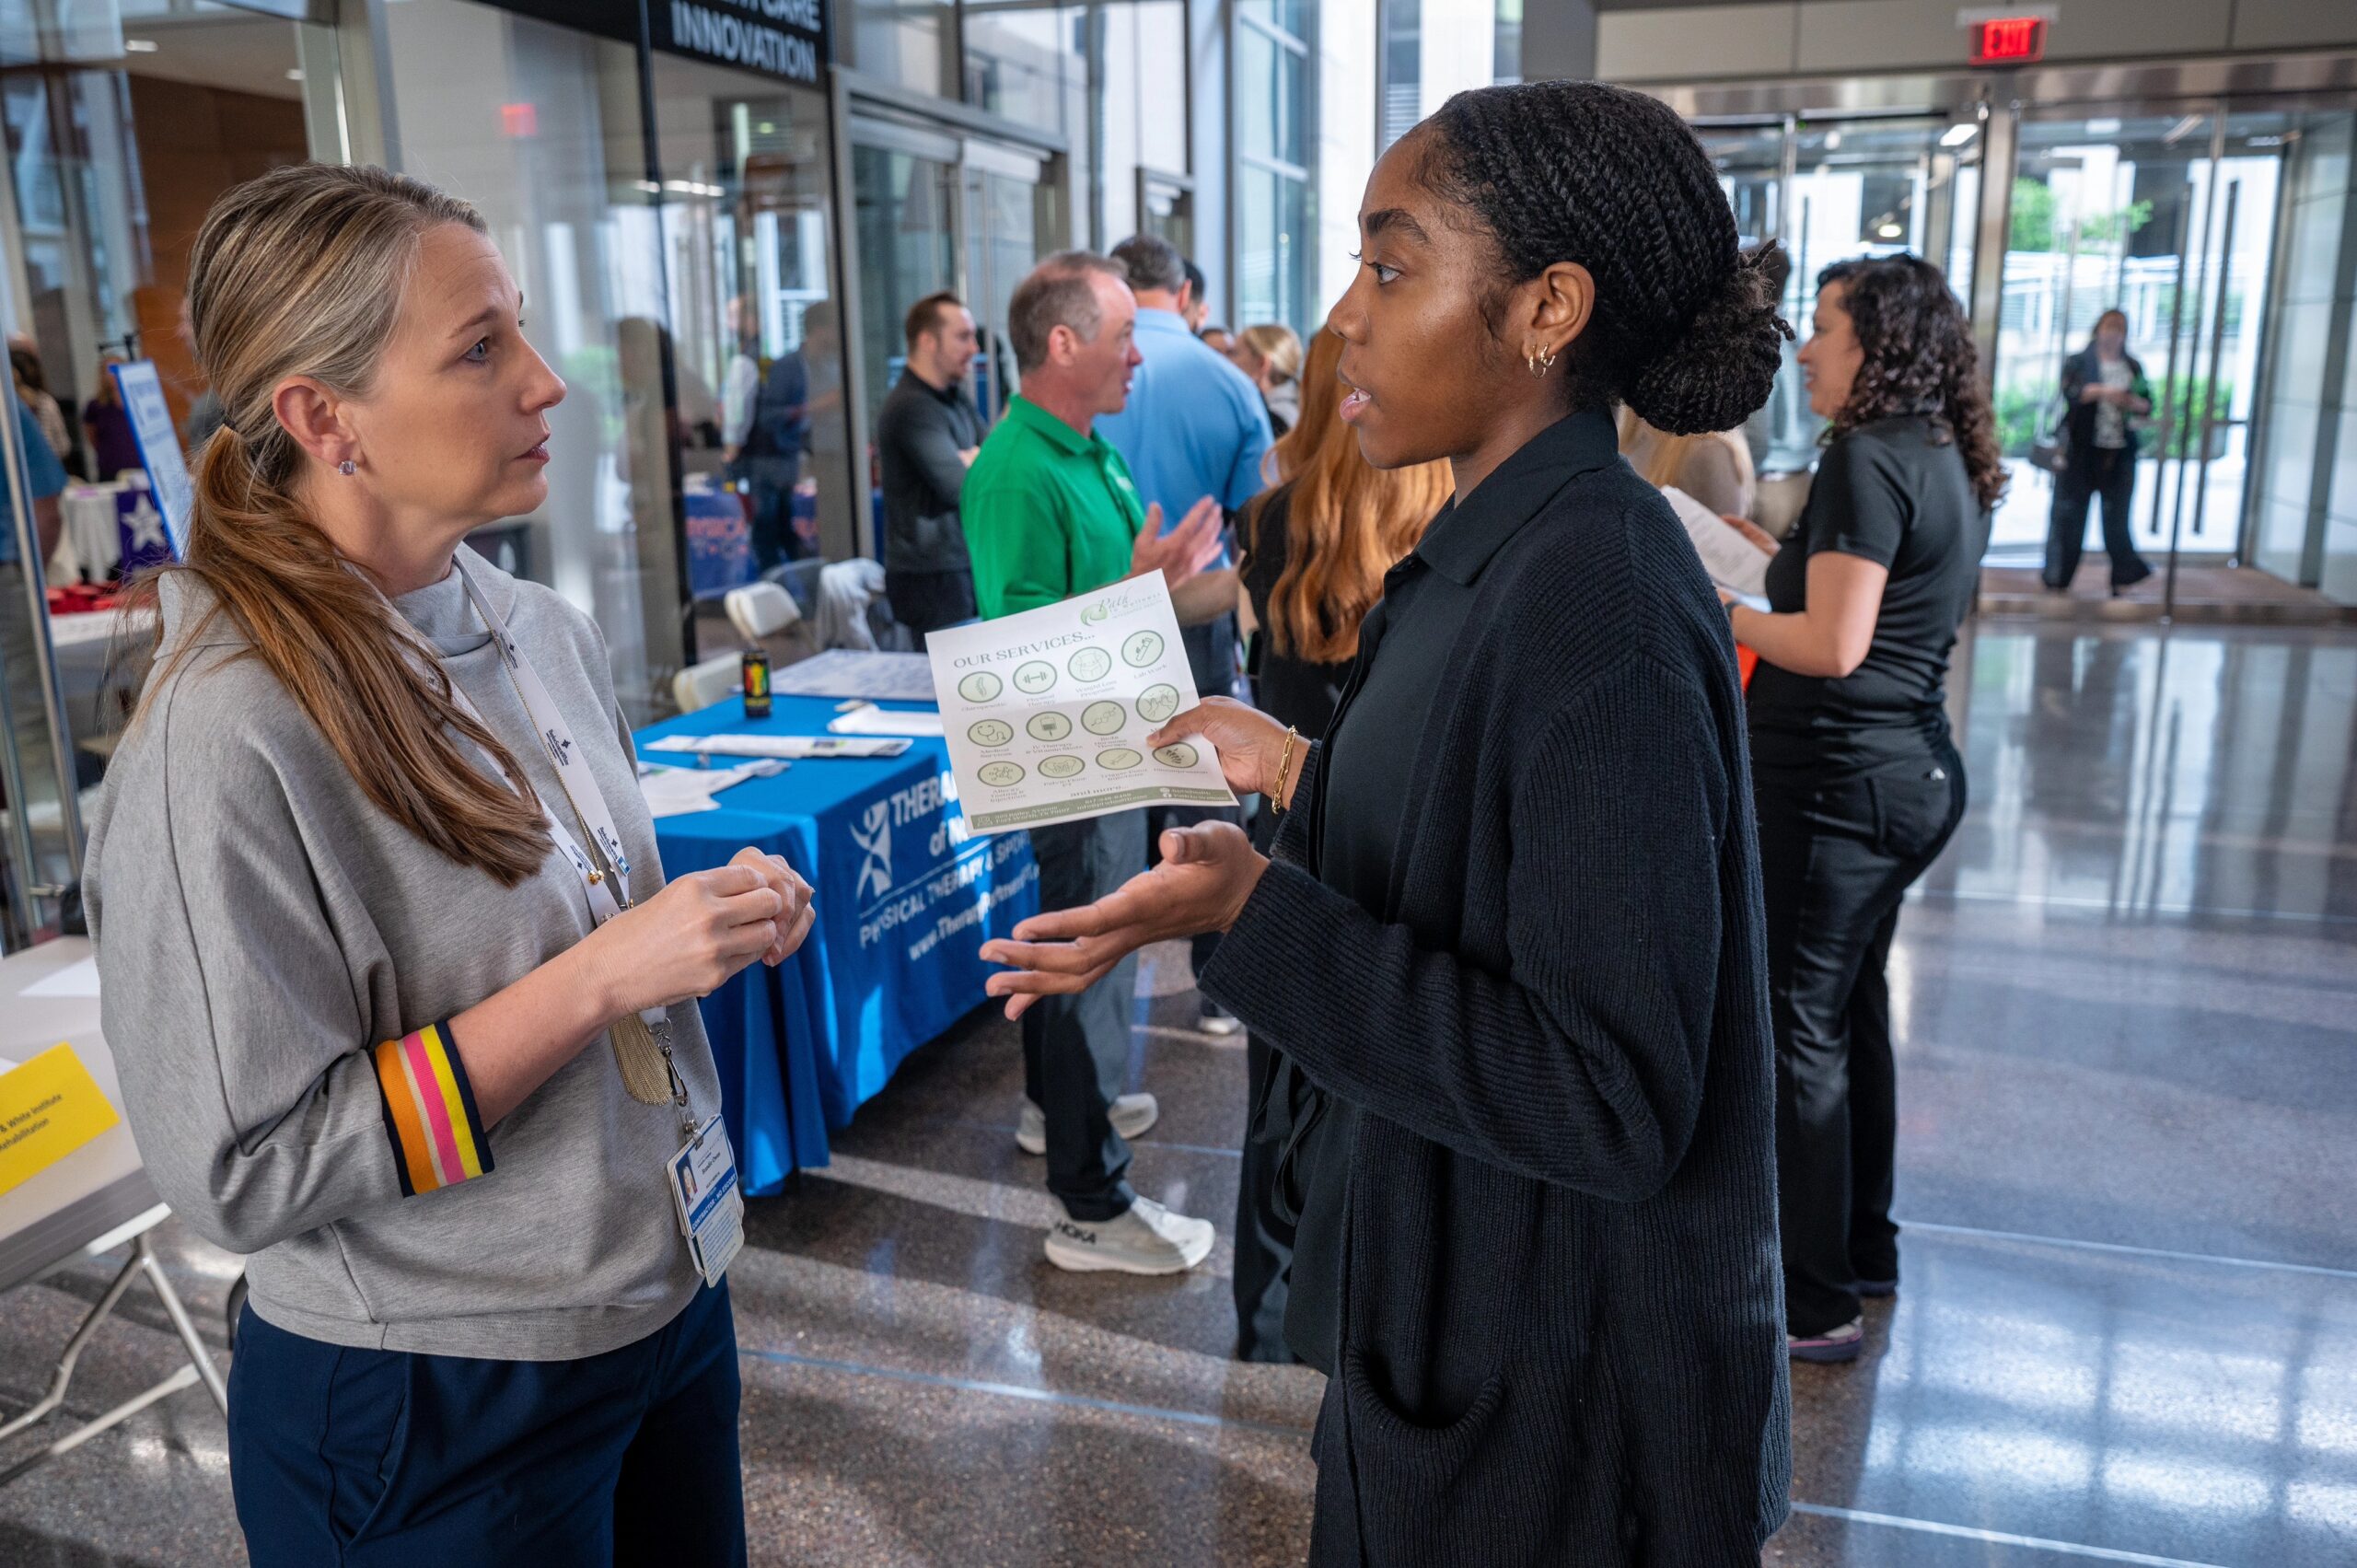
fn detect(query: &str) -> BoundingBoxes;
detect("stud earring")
[338,459,356,476]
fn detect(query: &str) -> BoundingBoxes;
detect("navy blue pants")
[227,1282,745,1567]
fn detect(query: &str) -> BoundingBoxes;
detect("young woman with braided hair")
[983,81,1792,1564]
[1728,255,2000,1363]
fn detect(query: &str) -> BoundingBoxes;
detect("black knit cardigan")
[1203,411,1792,1567]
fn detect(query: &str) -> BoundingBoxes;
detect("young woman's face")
[1797,279,1864,421]
[1327,133,1524,471]
[345,223,565,527]
[2094,311,2128,355]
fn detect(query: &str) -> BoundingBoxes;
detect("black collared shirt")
[875,369,984,576]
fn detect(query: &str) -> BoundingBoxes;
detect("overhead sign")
[656,0,826,87]
[1968,15,2048,64]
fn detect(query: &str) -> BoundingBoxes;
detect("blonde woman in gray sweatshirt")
[85,165,811,1568]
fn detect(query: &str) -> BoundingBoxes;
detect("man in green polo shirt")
[962,250,1224,1277]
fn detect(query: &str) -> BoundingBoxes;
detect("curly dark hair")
[1816,255,2007,512]
[1414,81,1792,436]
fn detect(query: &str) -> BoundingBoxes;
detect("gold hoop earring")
[1527,345,1556,377]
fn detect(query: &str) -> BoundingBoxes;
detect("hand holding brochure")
[926,575,1237,834]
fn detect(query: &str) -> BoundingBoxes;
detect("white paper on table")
[19,955,101,999]
[637,761,760,819]
[924,573,1237,834]
[828,704,946,738]
[646,733,910,761]
[1663,485,1771,605]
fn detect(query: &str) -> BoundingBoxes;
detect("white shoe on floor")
[1044,1195,1214,1275]
[1016,1094,1158,1156]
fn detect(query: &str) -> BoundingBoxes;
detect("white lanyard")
[447,553,636,924]
[429,558,684,1122]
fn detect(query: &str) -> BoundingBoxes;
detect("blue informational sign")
[108,361,190,558]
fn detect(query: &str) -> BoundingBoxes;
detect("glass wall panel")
[1236,21,1302,170]
[648,52,850,585]
[378,0,683,718]
[853,141,958,436]
[1236,158,1307,332]
[2247,110,2355,595]
[847,0,959,101]
[962,1,1074,134]
[1092,0,1184,248]
[0,0,320,947]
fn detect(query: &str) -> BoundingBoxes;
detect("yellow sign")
[0,1043,122,1197]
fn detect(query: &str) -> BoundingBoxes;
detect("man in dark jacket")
[876,292,983,638]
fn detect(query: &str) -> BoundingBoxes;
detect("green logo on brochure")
[1082,602,1109,625]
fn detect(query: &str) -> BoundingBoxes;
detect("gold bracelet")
[1269,726,1300,807]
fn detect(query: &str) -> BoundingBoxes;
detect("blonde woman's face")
[352,223,564,527]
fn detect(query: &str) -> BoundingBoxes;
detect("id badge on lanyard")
[435,555,742,1278]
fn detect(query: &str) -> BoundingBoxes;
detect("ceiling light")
[2085,117,2120,135]
[123,38,157,52]
[285,68,305,82]
[1940,122,1979,147]
[1823,131,1842,150]
[1877,222,1904,238]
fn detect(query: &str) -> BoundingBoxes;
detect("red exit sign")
[1971,16,2048,64]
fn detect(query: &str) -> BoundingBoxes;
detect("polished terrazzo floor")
[3,616,2353,1566]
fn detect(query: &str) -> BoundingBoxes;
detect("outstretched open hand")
[981,821,1268,1020]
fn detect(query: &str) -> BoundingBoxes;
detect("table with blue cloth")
[635,695,1039,1192]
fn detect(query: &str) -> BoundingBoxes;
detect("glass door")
[648,52,852,583]
[1984,110,2287,566]
[960,138,1055,421]
[1692,114,1980,479]
[853,118,963,443]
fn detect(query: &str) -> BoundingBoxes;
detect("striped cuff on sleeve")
[372,1020,494,1197]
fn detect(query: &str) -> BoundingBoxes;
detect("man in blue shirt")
[1093,236,1272,1039]
[0,397,66,568]
[1,400,68,818]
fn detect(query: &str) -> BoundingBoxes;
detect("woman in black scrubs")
[1727,255,2003,1362]
[985,82,1791,1564]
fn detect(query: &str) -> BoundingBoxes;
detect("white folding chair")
[725,581,800,647]
[670,653,743,714]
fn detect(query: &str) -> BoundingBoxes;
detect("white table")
[0,937,228,1487]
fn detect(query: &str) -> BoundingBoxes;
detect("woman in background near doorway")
[82,354,144,479]
[2043,307,2154,596]
[1228,320,1451,1363]
[1728,254,2000,1364]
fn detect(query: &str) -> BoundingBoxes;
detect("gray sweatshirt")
[86,548,716,1360]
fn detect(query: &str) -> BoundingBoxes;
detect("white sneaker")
[1016,1094,1158,1156]
[1199,1001,1243,1037]
[1044,1195,1215,1275]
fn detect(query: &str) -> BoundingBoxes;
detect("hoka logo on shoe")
[1056,1221,1097,1245]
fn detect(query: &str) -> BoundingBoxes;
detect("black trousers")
[2044,446,2151,591]
[1757,741,1966,1336]
[884,566,977,641]
[1022,810,1144,1222]
[1234,1031,1299,1362]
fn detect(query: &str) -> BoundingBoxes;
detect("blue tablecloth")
[637,695,1039,1193]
